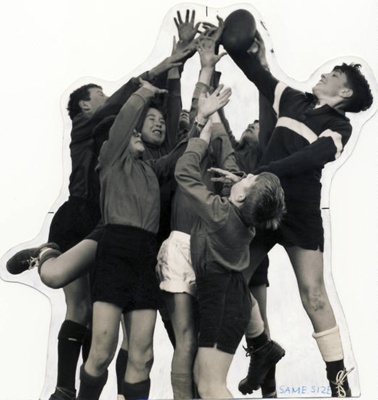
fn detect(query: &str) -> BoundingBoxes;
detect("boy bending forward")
[174,115,286,398]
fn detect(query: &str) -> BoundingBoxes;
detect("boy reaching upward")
[223,19,373,397]
[174,108,286,398]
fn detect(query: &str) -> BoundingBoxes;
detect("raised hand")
[207,167,242,184]
[139,78,168,95]
[197,38,227,69]
[247,30,269,69]
[148,47,192,78]
[197,84,232,120]
[174,9,200,45]
[202,15,224,43]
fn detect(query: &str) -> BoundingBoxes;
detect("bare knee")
[64,292,92,324]
[128,345,154,375]
[87,341,117,375]
[40,266,64,289]
[175,326,197,353]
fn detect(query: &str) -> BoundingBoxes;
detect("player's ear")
[79,99,91,112]
[236,193,246,202]
[340,87,353,99]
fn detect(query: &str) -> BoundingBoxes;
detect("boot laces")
[332,367,354,397]
[26,256,39,270]
[243,345,253,357]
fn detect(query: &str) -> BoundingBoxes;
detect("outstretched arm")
[228,30,279,105]
[173,9,201,65]
[163,9,202,151]
[254,126,352,178]
[195,84,232,134]
[189,21,228,124]
[150,84,232,183]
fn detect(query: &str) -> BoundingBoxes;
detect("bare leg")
[285,246,336,332]
[85,301,122,376]
[164,293,197,373]
[77,301,121,399]
[116,316,129,395]
[48,249,93,398]
[40,239,97,288]
[250,284,269,337]
[124,309,157,384]
[194,346,234,398]
[164,292,197,399]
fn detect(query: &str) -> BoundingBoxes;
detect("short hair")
[67,83,102,120]
[135,101,166,133]
[238,172,286,230]
[333,63,373,113]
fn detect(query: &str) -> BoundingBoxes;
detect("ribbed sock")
[56,320,88,392]
[313,325,344,362]
[81,328,92,363]
[171,372,193,399]
[77,365,108,400]
[246,331,269,349]
[38,248,62,274]
[122,378,151,400]
[116,348,129,394]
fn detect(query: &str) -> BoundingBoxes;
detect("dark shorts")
[91,224,163,314]
[278,202,324,251]
[48,196,101,252]
[196,271,252,355]
[250,205,324,256]
[246,203,324,286]
[249,256,270,287]
[86,221,104,242]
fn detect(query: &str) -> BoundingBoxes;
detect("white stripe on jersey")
[319,129,343,159]
[273,82,287,116]
[275,117,343,159]
[276,117,318,143]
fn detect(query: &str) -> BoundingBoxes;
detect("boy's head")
[240,120,260,146]
[312,63,373,113]
[67,84,108,120]
[140,107,166,147]
[126,130,145,158]
[230,172,285,230]
[179,109,190,132]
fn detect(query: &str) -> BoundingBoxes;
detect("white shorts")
[156,230,196,296]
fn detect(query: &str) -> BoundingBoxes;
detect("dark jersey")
[229,52,352,207]
[68,76,145,203]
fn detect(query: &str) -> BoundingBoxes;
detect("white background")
[0,0,377,399]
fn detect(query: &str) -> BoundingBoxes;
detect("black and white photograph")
[0,1,377,399]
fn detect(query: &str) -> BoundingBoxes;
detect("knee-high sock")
[122,378,151,400]
[312,325,344,362]
[77,365,108,400]
[116,348,129,394]
[81,328,92,363]
[171,372,193,399]
[56,320,89,392]
[313,325,348,387]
